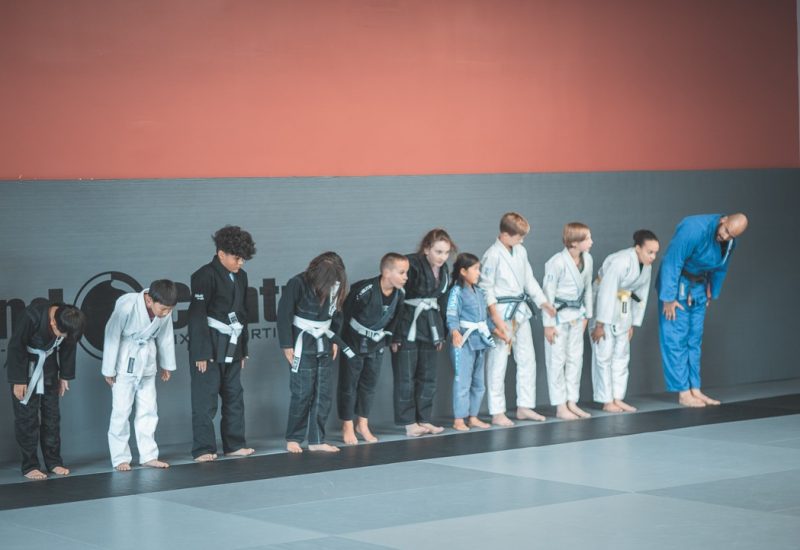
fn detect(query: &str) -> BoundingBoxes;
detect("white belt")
[404,297,439,342]
[349,318,390,342]
[291,316,355,372]
[22,336,63,405]
[458,320,492,342]
[207,316,244,363]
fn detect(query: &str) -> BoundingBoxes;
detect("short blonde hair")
[499,212,530,237]
[562,222,590,248]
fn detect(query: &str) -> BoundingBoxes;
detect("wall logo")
[73,272,143,359]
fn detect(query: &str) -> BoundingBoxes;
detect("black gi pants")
[337,349,384,421]
[10,383,64,475]
[286,354,333,444]
[190,360,246,458]
[391,342,439,425]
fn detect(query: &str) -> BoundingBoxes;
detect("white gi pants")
[486,321,537,414]
[108,374,159,467]
[544,320,585,405]
[591,329,631,403]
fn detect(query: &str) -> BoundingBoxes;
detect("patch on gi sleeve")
[194,293,205,301]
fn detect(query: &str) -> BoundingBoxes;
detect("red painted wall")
[0,0,797,179]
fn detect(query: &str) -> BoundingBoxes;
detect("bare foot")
[614,399,637,412]
[556,404,579,420]
[309,443,340,453]
[225,447,255,457]
[286,441,303,453]
[516,407,546,421]
[602,402,624,413]
[115,462,132,472]
[194,453,217,462]
[24,469,47,480]
[142,459,169,468]
[678,391,706,408]
[567,401,592,418]
[690,388,720,406]
[419,422,445,434]
[355,419,378,443]
[491,413,515,427]
[405,423,428,437]
[342,420,358,445]
[468,416,491,429]
[51,466,70,476]
[453,419,470,431]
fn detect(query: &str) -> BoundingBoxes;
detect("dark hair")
[380,252,408,273]
[148,279,178,307]
[451,253,480,287]
[212,225,256,260]
[416,228,457,256]
[54,304,86,343]
[633,229,659,247]
[305,252,347,310]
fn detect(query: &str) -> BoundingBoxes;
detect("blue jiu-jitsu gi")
[656,214,736,392]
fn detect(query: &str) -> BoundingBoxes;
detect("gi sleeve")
[188,269,215,363]
[57,340,78,381]
[277,277,300,349]
[541,256,561,328]
[384,288,404,340]
[155,317,177,371]
[631,269,652,327]
[523,256,547,308]
[595,259,625,325]
[708,242,733,299]
[583,253,594,319]
[5,311,37,384]
[446,285,462,332]
[240,271,250,357]
[478,248,499,307]
[101,296,131,377]
[658,221,697,302]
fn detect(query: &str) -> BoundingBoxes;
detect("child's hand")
[390,342,401,353]
[240,357,247,370]
[12,384,26,401]
[451,330,464,349]
[541,302,557,318]
[105,376,116,386]
[494,320,511,342]
[628,327,634,341]
[591,323,605,343]
[160,369,171,382]
[196,360,208,373]
[332,343,339,360]
[283,348,294,366]
[58,379,69,397]
[544,326,558,344]
[582,319,589,332]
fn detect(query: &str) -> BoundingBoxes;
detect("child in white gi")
[543,222,594,420]
[480,212,556,426]
[102,280,177,470]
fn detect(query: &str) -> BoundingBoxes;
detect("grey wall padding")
[1,169,797,465]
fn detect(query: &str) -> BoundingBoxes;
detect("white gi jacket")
[479,239,547,324]
[593,248,652,334]
[542,248,593,327]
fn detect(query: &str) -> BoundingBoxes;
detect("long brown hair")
[304,251,347,310]
[416,228,457,255]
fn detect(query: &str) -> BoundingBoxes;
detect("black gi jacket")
[188,256,249,364]
[342,276,404,355]
[391,253,450,345]
[277,273,342,357]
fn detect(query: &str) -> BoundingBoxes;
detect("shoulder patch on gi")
[357,284,373,298]
[194,293,205,301]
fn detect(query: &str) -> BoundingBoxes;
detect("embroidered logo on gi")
[194,293,205,301]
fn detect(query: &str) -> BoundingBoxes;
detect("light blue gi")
[656,214,736,391]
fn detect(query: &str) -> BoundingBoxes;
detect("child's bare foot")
[690,389,720,406]
[24,469,47,480]
[679,391,706,408]
[602,402,624,412]
[194,453,217,462]
[355,419,378,443]
[453,419,470,431]
[142,459,170,468]
[309,443,340,452]
[468,416,490,429]
[342,420,358,445]
[51,466,70,476]
[286,441,303,453]
[567,401,591,418]
[491,413,515,427]
[405,423,428,437]
[613,399,637,412]
[225,447,255,457]
[115,462,132,471]
[556,404,579,420]
[516,407,546,421]
[419,422,445,434]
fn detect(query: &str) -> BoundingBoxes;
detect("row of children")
[6,213,661,479]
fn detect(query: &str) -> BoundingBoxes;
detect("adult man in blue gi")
[657,213,748,407]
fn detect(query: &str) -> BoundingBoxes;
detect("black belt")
[681,269,707,284]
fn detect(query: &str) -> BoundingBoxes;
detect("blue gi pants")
[659,288,707,392]
[450,347,486,419]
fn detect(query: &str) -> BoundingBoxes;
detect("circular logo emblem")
[73,272,142,359]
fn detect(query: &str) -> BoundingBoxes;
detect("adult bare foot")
[419,422,445,434]
[602,402,624,413]
[194,453,217,462]
[24,469,47,480]
[690,389,720,406]
[309,443,340,453]
[556,404,579,420]
[342,420,358,445]
[453,419,470,431]
[516,407,546,421]
[678,391,706,408]
[115,462,132,472]
[356,419,378,443]
[225,448,255,457]
[405,423,428,437]
[491,413,515,427]
[468,416,490,429]
[51,466,70,476]
[142,459,170,468]
[567,401,591,418]
[614,399,637,412]
[286,441,303,453]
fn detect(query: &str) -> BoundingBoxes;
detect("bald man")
[656,213,748,407]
